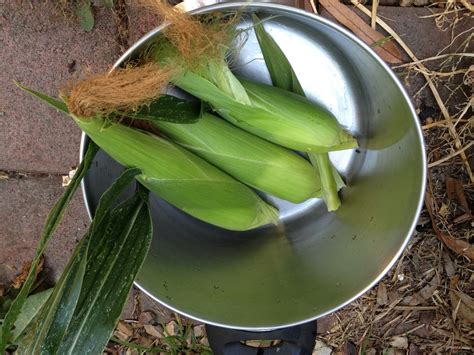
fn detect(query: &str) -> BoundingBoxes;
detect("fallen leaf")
[443,252,456,278]
[450,276,474,324]
[425,191,474,259]
[389,335,408,349]
[418,275,438,301]
[446,176,472,216]
[319,0,403,63]
[12,256,44,289]
[438,203,450,218]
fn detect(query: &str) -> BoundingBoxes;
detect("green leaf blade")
[0,141,98,352]
[58,187,152,354]
[18,237,89,354]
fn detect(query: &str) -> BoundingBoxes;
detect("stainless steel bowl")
[80,2,426,330]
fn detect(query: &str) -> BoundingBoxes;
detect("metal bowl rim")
[79,2,427,331]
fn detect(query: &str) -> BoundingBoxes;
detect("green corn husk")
[154,112,322,203]
[75,116,279,231]
[172,70,358,153]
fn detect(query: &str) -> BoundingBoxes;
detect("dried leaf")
[11,257,44,290]
[449,276,474,323]
[443,252,455,278]
[425,191,474,259]
[446,177,472,215]
[418,275,438,301]
[319,0,403,63]
[438,203,449,218]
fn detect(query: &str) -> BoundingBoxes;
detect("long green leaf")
[15,168,145,354]
[126,95,201,123]
[11,289,53,342]
[252,14,344,211]
[58,185,152,354]
[15,82,69,114]
[0,141,98,352]
[17,236,89,354]
[88,167,141,237]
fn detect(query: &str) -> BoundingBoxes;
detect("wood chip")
[165,320,178,336]
[425,192,474,259]
[113,330,130,341]
[449,276,474,323]
[319,0,403,63]
[138,310,155,325]
[125,348,138,355]
[116,320,133,338]
[377,282,388,305]
[200,337,210,346]
[313,340,332,355]
[389,336,408,349]
[144,324,163,339]
[62,168,77,187]
[193,324,205,338]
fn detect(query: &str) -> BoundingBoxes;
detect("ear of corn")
[172,71,358,153]
[252,14,345,211]
[154,112,322,203]
[74,116,279,231]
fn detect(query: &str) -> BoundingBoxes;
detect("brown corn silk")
[65,63,174,117]
[64,1,232,118]
[135,0,235,70]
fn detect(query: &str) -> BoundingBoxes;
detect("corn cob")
[172,71,358,153]
[154,112,322,203]
[75,116,279,231]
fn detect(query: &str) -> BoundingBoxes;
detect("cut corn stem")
[309,153,341,211]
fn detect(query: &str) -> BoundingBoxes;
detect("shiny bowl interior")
[80,3,426,330]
